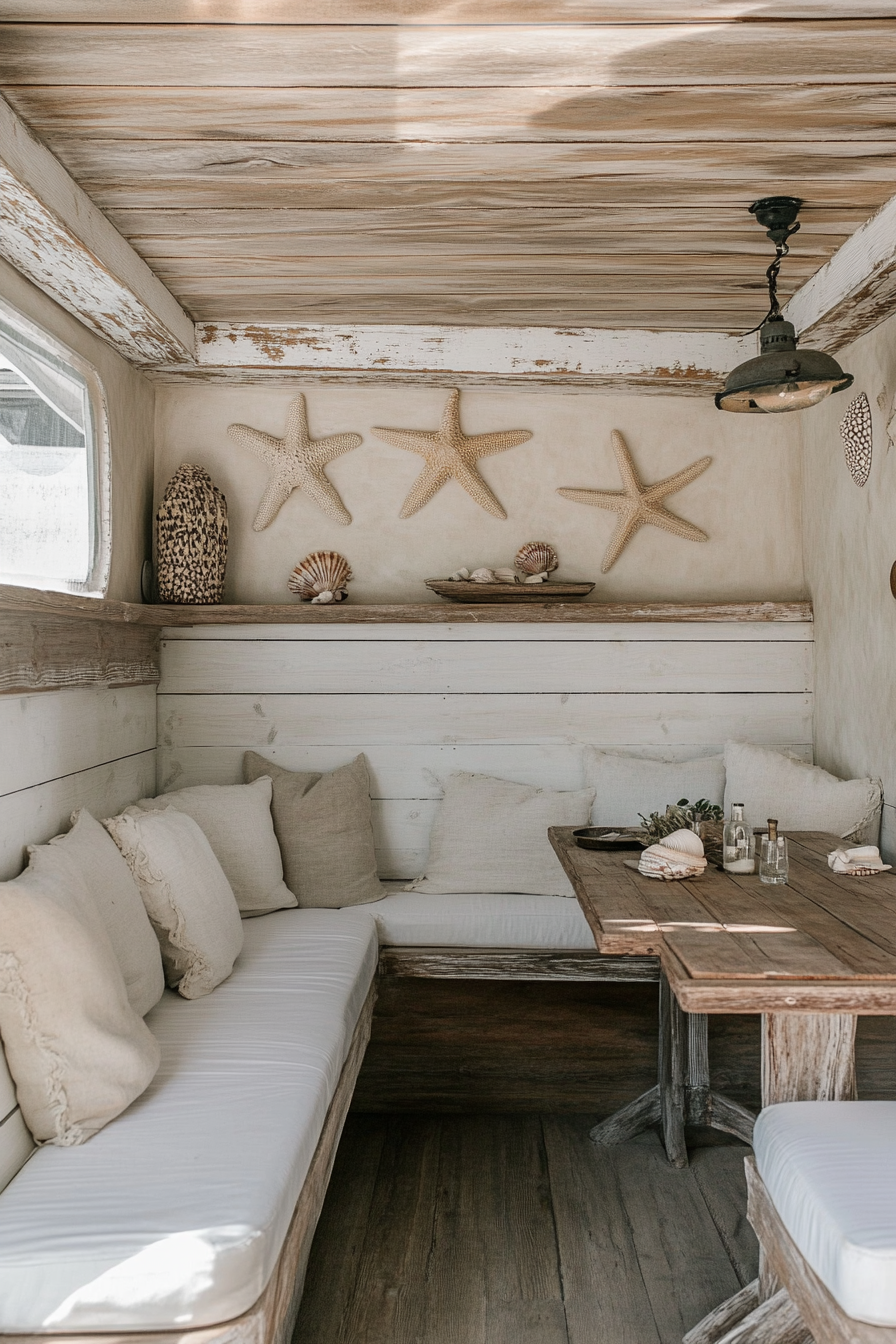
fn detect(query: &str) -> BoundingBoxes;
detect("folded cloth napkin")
[638,841,708,881]
[827,844,892,876]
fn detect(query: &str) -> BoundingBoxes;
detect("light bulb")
[750,380,840,413]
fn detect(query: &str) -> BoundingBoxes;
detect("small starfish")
[372,388,532,519]
[227,394,362,531]
[558,430,712,573]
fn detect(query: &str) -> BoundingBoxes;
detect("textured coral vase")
[156,464,228,604]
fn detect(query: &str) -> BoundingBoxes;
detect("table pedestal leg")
[687,1012,858,1342]
[590,974,757,1165]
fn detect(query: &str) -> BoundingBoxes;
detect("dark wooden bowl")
[572,827,644,851]
[426,579,595,603]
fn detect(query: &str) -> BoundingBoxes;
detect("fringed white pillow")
[0,864,160,1146]
[104,808,243,999]
[136,777,296,916]
[408,772,594,896]
[29,810,165,1017]
[584,747,725,827]
[723,742,882,844]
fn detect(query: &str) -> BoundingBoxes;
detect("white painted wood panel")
[161,741,813,797]
[159,638,812,696]
[158,692,813,748]
[161,622,815,643]
[0,685,156,797]
[0,751,157,881]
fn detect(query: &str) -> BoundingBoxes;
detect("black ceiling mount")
[749,196,803,246]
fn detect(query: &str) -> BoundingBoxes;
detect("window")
[0,301,110,595]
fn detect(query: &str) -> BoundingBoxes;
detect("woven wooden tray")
[425,580,595,603]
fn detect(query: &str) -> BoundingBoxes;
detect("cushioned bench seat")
[360,886,596,949]
[754,1101,896,1327]
[0,908,379,1334]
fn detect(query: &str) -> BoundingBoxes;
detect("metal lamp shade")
[715,319,853,414]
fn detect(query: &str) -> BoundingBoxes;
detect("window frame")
[0,297,111,597]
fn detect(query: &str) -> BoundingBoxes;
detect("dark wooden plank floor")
[294,1117,758,1344]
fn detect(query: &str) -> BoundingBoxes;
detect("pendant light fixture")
[715,196,853,414]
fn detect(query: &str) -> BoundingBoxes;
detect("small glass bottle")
[759,818,789,886]
[723,803,755,874]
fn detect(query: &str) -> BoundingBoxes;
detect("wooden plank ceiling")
[0,3,895,332]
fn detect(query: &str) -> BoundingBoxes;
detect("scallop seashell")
[288,550,353,601]
[494,567,518,584]
[515,541,559,576]
[661,828,705,858]
[469,567,497,583]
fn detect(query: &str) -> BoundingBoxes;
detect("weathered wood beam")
[0,95,194,365]
[785,190,896,352]
[168,323,757,394]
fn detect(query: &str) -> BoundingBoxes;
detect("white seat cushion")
[360,885,596,948]
[0,909,378,1332]
[754,1101,896,1327]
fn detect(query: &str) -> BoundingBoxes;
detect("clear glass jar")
[759,835,789,885]
[723,803,755,874]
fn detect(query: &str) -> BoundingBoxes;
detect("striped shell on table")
[660,827,705,858]
[515,541,559,577]
[287,550,353,603]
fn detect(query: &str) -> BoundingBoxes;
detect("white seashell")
[449,567,471,581]
[469,567,497,583]
[515,541,559,576]
[288,550,352,601]
[661,828,705,858]
[311,590,335,604]
[523,572,548,584]
[494,567,518,584]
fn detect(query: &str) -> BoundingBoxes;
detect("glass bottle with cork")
[723,802,755,874]
[759,818,789,885]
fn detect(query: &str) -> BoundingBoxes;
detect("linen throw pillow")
[0,864,160,1145]
[584,747,725,827]
[408,772,594,896]
[104,808,243,999]
[723,741,883,844]
[136,777,296,916]
[29,809,165,1017]
[243,752,385,908]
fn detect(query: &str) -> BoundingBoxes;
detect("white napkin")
[827,845,892,876]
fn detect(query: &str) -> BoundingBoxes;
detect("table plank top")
[549,827,896,1015]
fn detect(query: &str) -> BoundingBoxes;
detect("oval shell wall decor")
[156,465,228,605]
[288,550,353,604]
[840,392,873,487]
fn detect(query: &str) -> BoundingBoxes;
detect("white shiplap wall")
[158,621,814,880]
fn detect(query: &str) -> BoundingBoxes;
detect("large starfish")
[558,430,712,573]
[227,394,362,531]
[372,388,532,519]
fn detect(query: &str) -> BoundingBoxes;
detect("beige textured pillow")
[409,772,595,895]
[723,741,883,844]
[136,778,296,916]
[243,752,385,908]
[29,810,164,1017]
[0,865,160,1146]
[104,808,243,999]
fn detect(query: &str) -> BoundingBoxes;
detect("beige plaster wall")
[154,383,804,605]
[0,256,155,602]
[800,310,896,857]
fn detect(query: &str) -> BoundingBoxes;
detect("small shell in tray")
[515,541,559,577]
[288,550,353,603]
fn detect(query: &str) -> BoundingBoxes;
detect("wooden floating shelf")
[0,584,812,627]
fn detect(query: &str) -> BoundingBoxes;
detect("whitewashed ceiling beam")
[784,190,896,353]
[0,95,194,365]
[148,323,758,394]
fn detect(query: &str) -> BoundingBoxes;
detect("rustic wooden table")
[549,827,896,1170]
